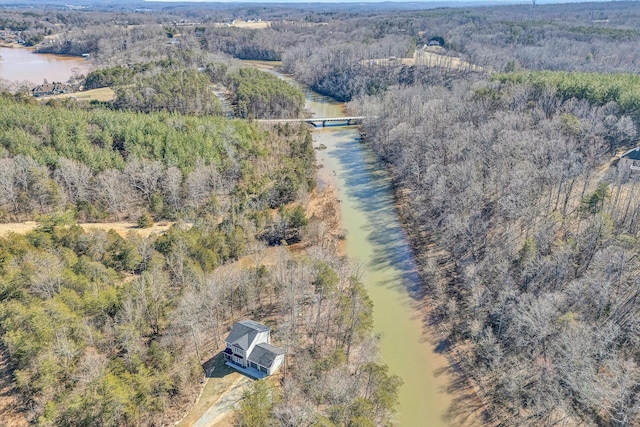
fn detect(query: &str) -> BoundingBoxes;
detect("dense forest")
[226,68,305,119]
[0,5,403,427]
[0,211,398,425]
[0,93,399,425]
[3,0,640,426]
[0,95,315,222]
[82,60,304,118]
[356,75,640,426]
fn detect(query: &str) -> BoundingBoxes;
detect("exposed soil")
[0,221,180,238]
[175,354,245,427]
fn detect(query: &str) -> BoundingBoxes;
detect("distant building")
[31,83,73,97]
[619,147,640,173]
[223,320,286,378]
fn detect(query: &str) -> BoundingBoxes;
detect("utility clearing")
[0,221,176,237]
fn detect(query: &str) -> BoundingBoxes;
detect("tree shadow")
[323,129,490,425]
[327,132,427,300]
[202,353,234,379]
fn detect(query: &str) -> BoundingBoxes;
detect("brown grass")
[0,221,180,238]
[213,20,270,29]
[40,87,116,102]
[361,48,483,72]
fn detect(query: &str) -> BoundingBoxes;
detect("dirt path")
[0,221,180,238]
[193,375,250,427]
[176,353,247,427]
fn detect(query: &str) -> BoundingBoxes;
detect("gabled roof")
[225,320,270,350]
[248,343,285,368]
[623,147,640,161]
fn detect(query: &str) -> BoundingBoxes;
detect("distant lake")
[0,46,91,86]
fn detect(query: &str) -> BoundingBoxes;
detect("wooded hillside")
[356,72,640,426]
[4,1,640,425]
[0,93,315,223]
[0,94,398,425]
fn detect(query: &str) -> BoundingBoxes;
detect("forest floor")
[0,220,179,238]
[0,344,28,427]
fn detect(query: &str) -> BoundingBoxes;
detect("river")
[0,46,91,85]
[248,61,454,426]
[311,91,453,427]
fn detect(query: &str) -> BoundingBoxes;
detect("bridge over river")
[257,116,367,127]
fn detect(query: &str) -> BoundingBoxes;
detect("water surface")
[0,46,91,85]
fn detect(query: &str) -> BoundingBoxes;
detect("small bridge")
[257,116,367,128]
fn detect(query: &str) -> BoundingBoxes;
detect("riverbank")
[393,185,489,426]
[312,125,454,426]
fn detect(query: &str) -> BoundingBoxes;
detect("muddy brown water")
[0,46,91,85]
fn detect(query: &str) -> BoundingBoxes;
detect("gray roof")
[225,320,270,350]
[248,343,286,368]
[624,148,640,161]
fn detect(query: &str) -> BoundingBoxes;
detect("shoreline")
[394,184,490,425]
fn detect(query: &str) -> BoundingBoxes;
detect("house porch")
[225,361,267,379]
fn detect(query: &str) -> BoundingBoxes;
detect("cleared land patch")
[0,221,178,237]
[40,87,116,102]
[362,47,483,72]
[213,20,270,29]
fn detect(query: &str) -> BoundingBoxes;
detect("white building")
[223,320,285,378]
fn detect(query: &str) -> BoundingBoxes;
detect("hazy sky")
[141,0,595,5]
[143,0,531,3]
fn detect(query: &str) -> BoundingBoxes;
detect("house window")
[249,362,257,369]
[233,345,243,356]
[259,366,267,373]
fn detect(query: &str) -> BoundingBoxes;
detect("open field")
[213,20,270,29]
[41,87,115,102]
[415,50,483,71]
[362,47,483,72]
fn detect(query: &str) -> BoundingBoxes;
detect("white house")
[223,320,285,378]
